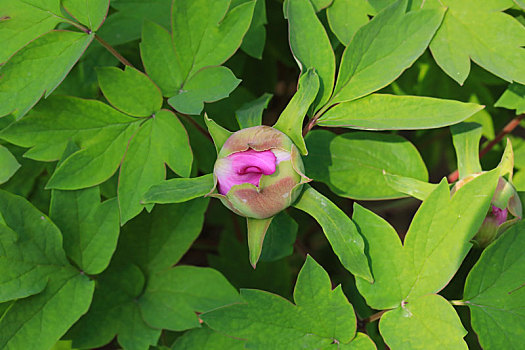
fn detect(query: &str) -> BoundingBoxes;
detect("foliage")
[0,0,524,349]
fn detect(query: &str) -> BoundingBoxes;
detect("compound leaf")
[118,109,193,224]
[202,256,360,349]
[0,30,93,118]
[97,66,163,117]
[168,66,241,115]
[429,0,525,85]
[171,0,255,79]
[50,186,119,275]
[140,20,184,96]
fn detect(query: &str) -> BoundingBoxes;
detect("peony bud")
[209,126,310,219]
[452,174,522,248]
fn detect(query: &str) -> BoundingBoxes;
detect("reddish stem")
[95,35,135,68]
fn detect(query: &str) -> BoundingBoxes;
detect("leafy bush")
[1,0,524,349]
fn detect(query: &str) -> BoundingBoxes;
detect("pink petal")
[229,149,276,175]
[216,149,277,195]
[492,205,508,226]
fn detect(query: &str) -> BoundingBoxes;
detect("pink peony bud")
[209,126,310,219]
[452,174,522,248]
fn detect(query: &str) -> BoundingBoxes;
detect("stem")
[95,35,135,68]
[450,300,466,306]
[363,310,388,323]
[448,114,525,183]
[177,112,213,142]
[302,105,331,136]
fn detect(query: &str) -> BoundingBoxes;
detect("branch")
[448,113,525,183]
[362,310,388,324]
[176,112,213,142]
[95,35,135,68]
[302,105,331,136]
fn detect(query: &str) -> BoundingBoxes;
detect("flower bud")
[452,174,522,248]
[210,126,310,219]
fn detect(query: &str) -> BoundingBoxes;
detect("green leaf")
[66,263,160,350]
[495,83,525,115]
[304,130,428,200]
[97,0,171,46]
[68,199,213,349]
[240,0,267,59]
[168,66,241,115]
[293,185,372,282]
[62,0,109,30]
[202,256,358,349]
[402,172,498,299]
[50,186,119,275]
[327,0,370,45]
[235,93,273,129]
[354,172,499,309]
[318,94,484,130]
[0,96,139,162]
[273,69,319,155]
[119,198,209,274]
[338,333,377,350]
[429,0,525,85]
[310,0,333,11]
[286,0,336,111]
[463,221,525,349]
[0,145,20,184]
[451,122,482,179]
[259,211,298,262]
[0,0,61,63]
[142,174,214,204]
[330,1,445,105]
[140,20,184,96]
[171,0,255,79]
[0,191,95,350]
[246,216,273,268]
[172,326,245,349]
[379,294,468,350]
[97,66,163,117]
[0,269,95,350]
[0,30,94,118]
[139,266,241,331]
[383,173,437,201]
[205,114,233,153]
[118,110,193,224]
[208,232,293,297]
[0,191,69,302]
[352,203,412,309]
[43,100,140,189]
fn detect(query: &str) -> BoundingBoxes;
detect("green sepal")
[204,114,233,154]
[247,216,274,268]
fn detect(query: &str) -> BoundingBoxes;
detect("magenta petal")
[492,205,508,226]
[229,149,276,175]
[216,149,277,195]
